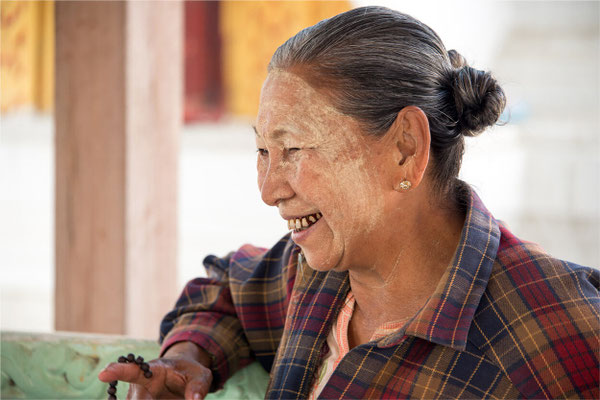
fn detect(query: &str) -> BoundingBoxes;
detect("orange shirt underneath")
[308,291,410,400]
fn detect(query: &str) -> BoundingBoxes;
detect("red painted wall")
[184,1,223,123]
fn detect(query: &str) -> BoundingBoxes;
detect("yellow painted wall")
[1,0,54,113]
[0,0,347,117]
[220,1,350,118]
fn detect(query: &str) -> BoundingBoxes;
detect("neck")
[347,186,465,325]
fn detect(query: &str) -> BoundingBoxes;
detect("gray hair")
[268,6,506,201]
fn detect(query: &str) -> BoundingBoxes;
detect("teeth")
[286,212,322,231]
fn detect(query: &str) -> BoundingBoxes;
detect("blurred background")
[1,0,598,338]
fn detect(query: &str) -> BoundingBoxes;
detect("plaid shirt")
[160,189,600,399]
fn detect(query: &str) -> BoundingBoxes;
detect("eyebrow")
[252,125,294,141]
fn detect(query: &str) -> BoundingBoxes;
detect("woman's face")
[254,70,394,271]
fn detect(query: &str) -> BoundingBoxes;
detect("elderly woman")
[99,7,599,399]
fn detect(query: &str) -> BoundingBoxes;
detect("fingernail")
[193,394,201,400]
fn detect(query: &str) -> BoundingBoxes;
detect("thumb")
[184,378,211,400]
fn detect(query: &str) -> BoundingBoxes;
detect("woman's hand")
[98,342,213,399]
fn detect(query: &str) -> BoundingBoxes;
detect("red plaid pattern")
[160,188,599,399]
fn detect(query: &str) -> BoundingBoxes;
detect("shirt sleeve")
[158,235,298,390]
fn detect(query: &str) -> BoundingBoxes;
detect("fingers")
[184,379,211,400]
[182,365,212,400]
[127,383,153,400]
[98,356,212,400]
[98,361,150,385]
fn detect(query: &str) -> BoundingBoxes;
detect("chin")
[301,247,345,273]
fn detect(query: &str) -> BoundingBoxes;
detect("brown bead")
[108,395,117,400]
[135,355,144,364]
[109,380,118,387]
[127,353,135,362]
[107,386,116,395]
[118,356,127,363]
[140,363,150,372]
[144,370,153,379]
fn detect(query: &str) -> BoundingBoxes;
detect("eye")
[256,148,269,156]
[287,147,301,154]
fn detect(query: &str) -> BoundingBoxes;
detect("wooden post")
[55,1,181,339]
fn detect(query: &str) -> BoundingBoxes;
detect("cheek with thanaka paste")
[296,127,386,268]
[329,137,386,236]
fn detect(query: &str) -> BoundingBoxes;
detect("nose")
[258,159,294,206]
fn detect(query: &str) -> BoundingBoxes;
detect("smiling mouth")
[287,212,322,232]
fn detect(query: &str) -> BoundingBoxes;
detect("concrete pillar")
[55,0,181,339]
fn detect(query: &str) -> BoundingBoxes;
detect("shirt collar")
[378,187,501,351]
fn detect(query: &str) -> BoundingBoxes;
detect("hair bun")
[447,50,506,136]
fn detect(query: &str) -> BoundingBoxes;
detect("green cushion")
[1,331,269,399]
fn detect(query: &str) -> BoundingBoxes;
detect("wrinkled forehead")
[255,70,346,141]
[258,69,326,107]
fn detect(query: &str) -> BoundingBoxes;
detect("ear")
[388,106,431,190]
